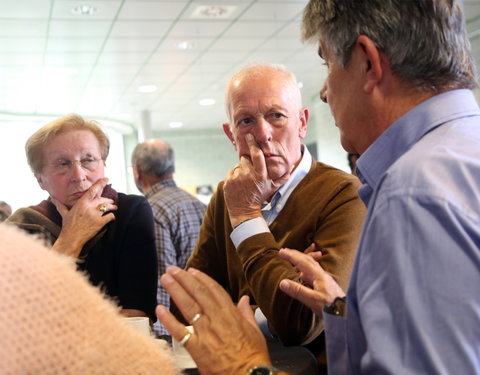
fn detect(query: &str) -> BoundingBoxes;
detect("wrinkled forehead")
[227,73,301,113]
[43,130,101,156]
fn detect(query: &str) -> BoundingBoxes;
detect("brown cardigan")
[184,161,365,358]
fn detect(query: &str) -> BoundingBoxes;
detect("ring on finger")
[98,204,107,213]
[178,332,192,347]
[189,312,203,325]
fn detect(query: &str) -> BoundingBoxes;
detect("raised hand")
[278,248,345,317]
[224,133,291,228]
[52,178,117,257]
[157,266,272,375]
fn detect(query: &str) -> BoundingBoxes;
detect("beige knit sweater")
[0,223,179,375]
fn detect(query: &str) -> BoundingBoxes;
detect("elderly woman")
[7,114,157,321]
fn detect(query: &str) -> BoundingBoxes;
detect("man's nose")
[253,118,273,144]
[320,82,328,103]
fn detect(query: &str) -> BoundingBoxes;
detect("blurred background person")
[7,114,158,321]
[132,139,206,337]
[0,201,12,222]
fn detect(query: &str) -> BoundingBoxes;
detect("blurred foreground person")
[0,223,179,375]
[7,114,157,320]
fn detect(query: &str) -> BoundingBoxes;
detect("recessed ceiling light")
[44,67,78,76]
[199,98,215,106]
[169,122,183,128]
[71,5,98,16]
[190,5,237,19]
[298,81,304,89]
[177,41,194,50]
[137,84,157,93]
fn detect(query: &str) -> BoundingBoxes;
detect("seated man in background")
[131,139,206,337]
[181,63,366,371]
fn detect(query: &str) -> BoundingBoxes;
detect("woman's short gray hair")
[302,0,478,91]
[26,114,110,175]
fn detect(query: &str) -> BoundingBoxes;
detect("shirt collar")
[263,144,312,210]
[145,179,176,199]
[356,89,480,193]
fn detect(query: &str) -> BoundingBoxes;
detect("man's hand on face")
[224,133,291,228]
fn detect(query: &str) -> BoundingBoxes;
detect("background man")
[159,0,480,374]
[182,63,365,371]
[132,139,206,337]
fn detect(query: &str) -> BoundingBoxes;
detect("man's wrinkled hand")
[278,248,345,317]
[224,134,290,228]
[157,266,272,375]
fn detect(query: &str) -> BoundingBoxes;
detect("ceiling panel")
[118,1,188,20]
[0,0,475,135]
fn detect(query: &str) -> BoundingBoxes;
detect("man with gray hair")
[132,139,206,337]
[158,1,480,374]
[180,62,365,372]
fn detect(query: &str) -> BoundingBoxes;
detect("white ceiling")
[0,0,478,134]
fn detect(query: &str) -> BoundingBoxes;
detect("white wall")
[126,127,238,195]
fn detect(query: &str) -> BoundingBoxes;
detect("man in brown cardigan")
[181,63,365,372]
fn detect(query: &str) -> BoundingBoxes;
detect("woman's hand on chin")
[51,178,118,257]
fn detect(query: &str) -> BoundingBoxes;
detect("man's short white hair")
[224,62,303,122]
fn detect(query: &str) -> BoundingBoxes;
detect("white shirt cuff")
[255,308,276,339]
[230,217,270,248]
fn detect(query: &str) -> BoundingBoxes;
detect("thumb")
[237,295,258,329]
[51,197,69,218]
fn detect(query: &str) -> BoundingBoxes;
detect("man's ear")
[35,174,47,191]
[355,35,384,94]
[222,123,237,149]
[298,107,309,139]
[132,164,141,181]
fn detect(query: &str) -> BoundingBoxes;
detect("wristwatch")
[246,365,281,375]
[324,296,347,316]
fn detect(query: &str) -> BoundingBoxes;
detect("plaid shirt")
[145,180,206,336]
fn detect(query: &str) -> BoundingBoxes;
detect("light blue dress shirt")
[325,89,480,374]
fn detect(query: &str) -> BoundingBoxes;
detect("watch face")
[249,366,276,375]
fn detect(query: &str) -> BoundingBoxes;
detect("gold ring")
[98,204,107,213]
[178,332,192,347]
[189,312,202,325]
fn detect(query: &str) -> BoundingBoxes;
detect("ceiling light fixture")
[169,122,183,128]
[137,84,158,93]
[190,5,237,19]
[177,41,194,50]
[71,5,98,16]
[199,98,215,106]
[298,82,304,89]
